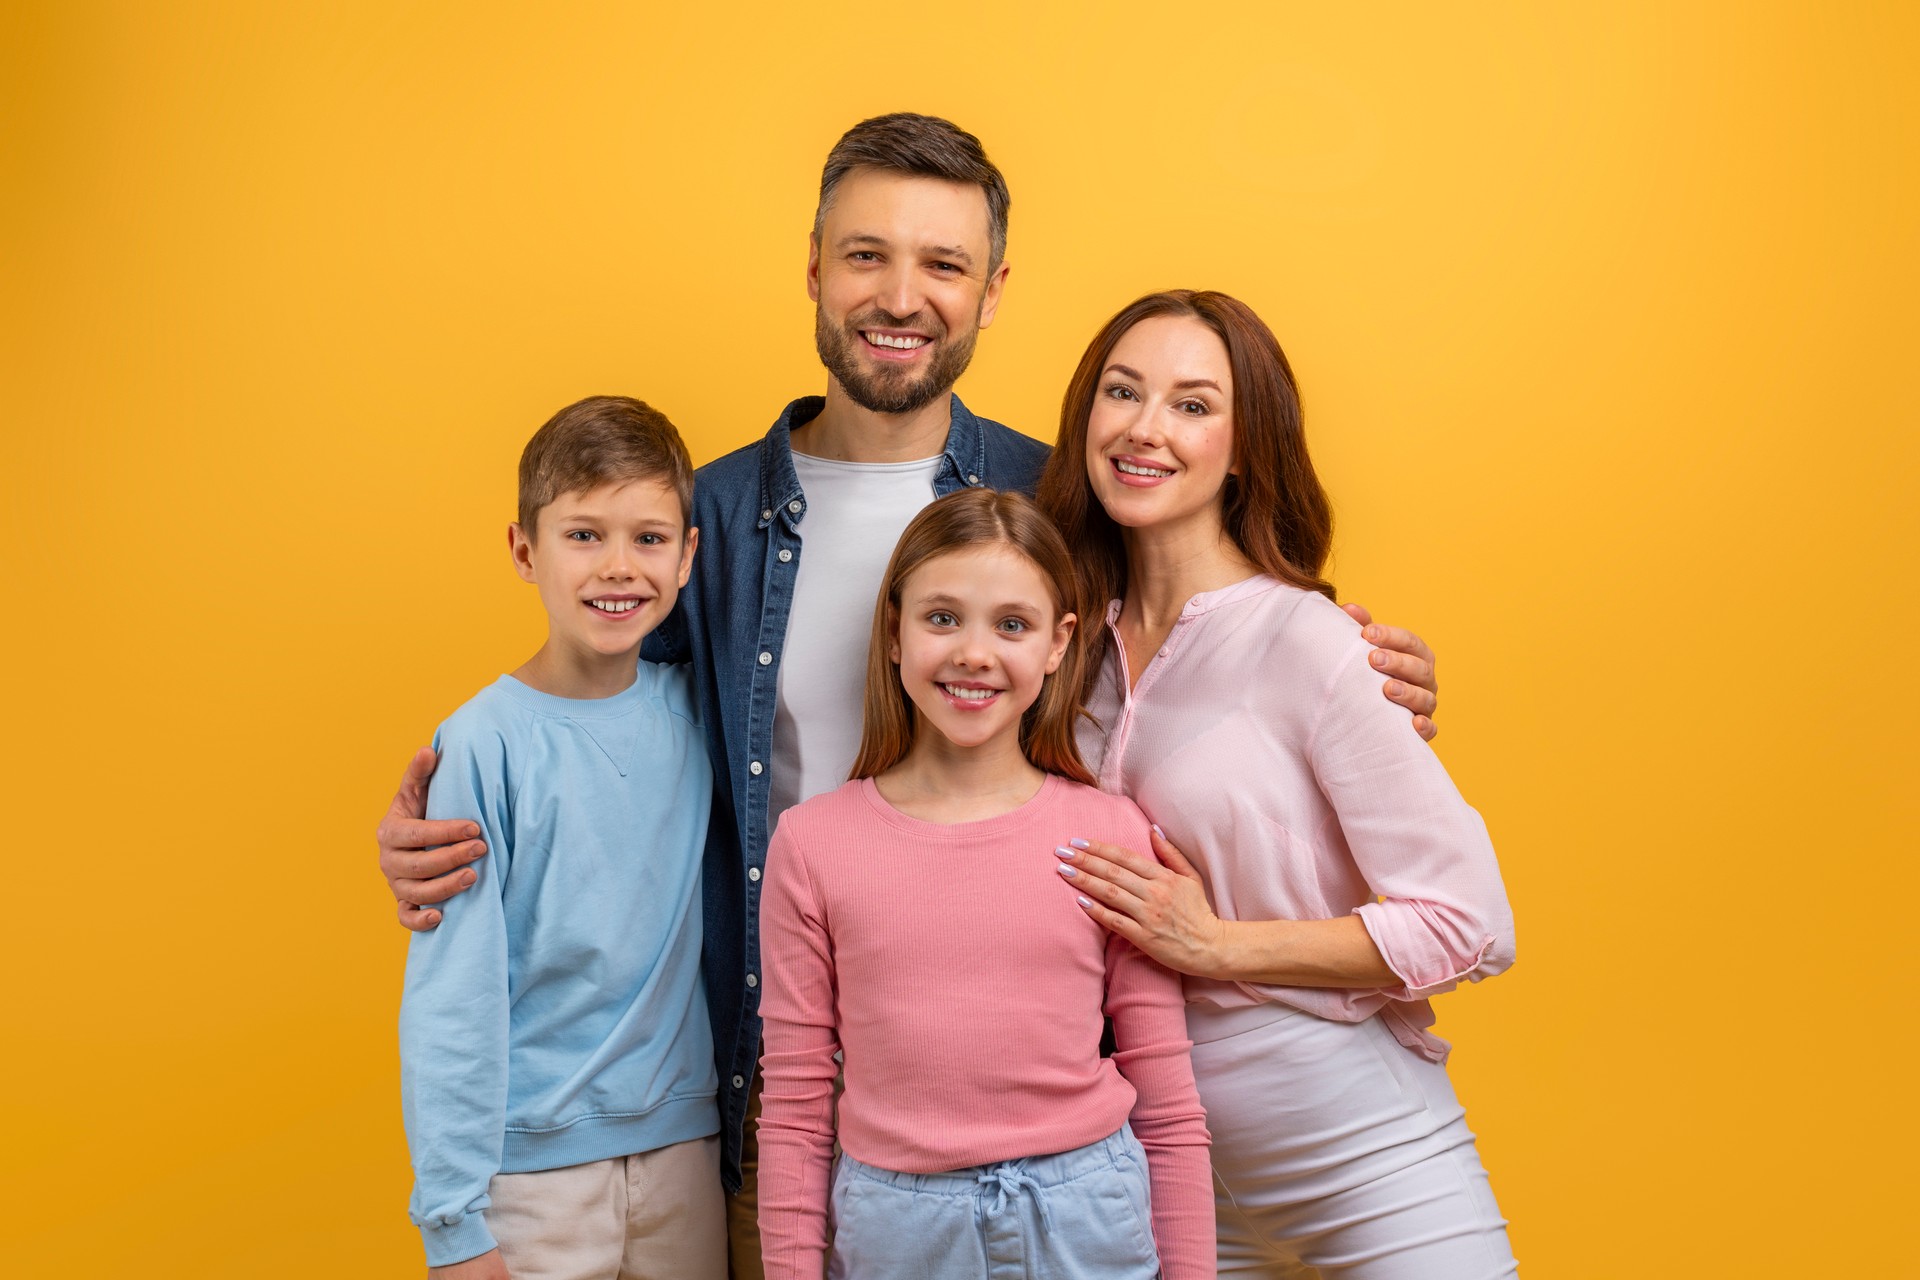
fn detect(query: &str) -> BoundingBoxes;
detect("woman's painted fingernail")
[1150,824,1165,840]
[1070,838,1090,850]
[1056,863,1077,878]
[1077,896,1093,909]
[1054,846,1074,859]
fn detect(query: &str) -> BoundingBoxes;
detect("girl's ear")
[1045,611,1077,675]
[887,604,902,664]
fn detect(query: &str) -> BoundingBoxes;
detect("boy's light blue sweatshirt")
[400,665,719,1267]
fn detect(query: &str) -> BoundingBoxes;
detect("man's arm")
[1342,603,1440,741]
[380,747,488,932]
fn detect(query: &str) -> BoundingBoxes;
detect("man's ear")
[806,232,823,303]
[977,258,1011,330]
[508,522,537,583]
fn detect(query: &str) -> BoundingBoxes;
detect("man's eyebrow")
[924,244,975,268]
[836,233,891,251]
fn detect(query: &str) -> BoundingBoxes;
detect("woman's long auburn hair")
[848,488,1095,787]
[1036,290,1335,689]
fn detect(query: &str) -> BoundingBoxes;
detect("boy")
[401,395,724,1279]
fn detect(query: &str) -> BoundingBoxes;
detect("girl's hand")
[1057,827,1227,978]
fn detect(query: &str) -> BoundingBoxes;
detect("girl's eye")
[1103,384,1137,402]
[928,610,958,628]
[996,618,1029,634]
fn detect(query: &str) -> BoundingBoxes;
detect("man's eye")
[928,611,957,627]
[851,251,880,263]
[931,262,960,274]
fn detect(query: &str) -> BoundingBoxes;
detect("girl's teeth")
[942,684,995,701]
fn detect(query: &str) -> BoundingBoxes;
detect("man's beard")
[815,306,979,416]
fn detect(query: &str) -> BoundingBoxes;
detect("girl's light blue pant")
[825,1123,1162,1280]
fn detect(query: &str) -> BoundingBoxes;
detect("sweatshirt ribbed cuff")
[420,1211,497,1268]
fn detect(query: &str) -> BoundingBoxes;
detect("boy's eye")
[566,530,598,542]
[638,533,665,546]
[927,610,958,628]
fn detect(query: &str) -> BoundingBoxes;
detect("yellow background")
[4,3,1913,1275]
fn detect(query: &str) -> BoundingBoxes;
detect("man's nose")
[876,261,924,323]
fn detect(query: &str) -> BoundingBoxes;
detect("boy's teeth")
[590,599,639,613]
[865,333,928,349]
[942,684,995,700]
[1116,460,1174,477]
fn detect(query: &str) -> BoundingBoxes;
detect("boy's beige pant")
[487,1135,727,1280]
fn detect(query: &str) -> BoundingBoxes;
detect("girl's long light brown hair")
[848,488,1095,786]
[1036,290,1335,690]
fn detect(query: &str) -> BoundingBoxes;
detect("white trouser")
[1189,1003,1518,1279]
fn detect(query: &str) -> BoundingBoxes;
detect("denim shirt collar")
[755,392,991,530]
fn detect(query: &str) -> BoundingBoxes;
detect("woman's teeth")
[589,599,641,613]
[865,333,928,349]
[941,684,996,700]
[1116,460,1174,477]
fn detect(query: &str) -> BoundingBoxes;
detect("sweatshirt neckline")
[856,773,1065,840]
[494,668,653,718]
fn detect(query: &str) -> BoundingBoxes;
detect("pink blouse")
[1081,576,1515,1061]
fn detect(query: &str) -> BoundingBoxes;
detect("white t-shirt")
[768,451,943,822]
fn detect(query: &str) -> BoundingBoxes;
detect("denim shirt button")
[748,866,761,882]
[778,549,792,563]
[749,760,763,776]
[967,473,980,485]
[787,499,803,513]
[760,509,773,521]
[758,651,772,665]
[745,973,758,989]
[732,1074,745,1089]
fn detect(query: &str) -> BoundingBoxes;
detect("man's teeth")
[1116,460,1174,478]
[942,684,996,701]
[865,333,928,350]
[589,599,641,613]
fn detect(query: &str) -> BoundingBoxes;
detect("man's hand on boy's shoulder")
[379,747,486,932]
[428,1248,512,1280]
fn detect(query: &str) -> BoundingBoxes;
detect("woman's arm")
[754,818,842,1280]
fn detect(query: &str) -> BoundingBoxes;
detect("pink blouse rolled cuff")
[1352,897,1515,1001]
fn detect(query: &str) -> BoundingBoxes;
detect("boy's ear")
[676,526,699,589]
[1045,611,1077,675]
[508,522,538,583]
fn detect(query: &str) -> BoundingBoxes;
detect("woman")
[1039,291,1518,1278]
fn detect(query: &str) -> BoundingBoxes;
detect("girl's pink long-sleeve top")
[1082,576,1516,1062]
[756,775,1214,1280]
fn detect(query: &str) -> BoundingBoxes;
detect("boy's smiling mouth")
[586,595,648,616]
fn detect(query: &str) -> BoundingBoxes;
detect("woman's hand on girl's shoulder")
[1341,602,1440,740]
[1056,826,1226,978]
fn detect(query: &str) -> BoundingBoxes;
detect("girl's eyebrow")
[912,591,1044,614]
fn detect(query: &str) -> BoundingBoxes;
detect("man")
[377,113,1441,1278]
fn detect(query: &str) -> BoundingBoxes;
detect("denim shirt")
[646,393,1051,1190]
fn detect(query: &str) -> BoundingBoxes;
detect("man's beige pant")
[488,1135,727,1280]
[724,1080,765,1280]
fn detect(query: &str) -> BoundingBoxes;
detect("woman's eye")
[928,611,957,627]
[1177,399,1209,416]
[1103,384,1136,401]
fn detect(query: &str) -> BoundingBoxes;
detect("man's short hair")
[813,113,1011,271]
[517,395,694,534]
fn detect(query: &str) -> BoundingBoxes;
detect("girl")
[755,488,1214,1280]
[1039,291,1518,1277]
